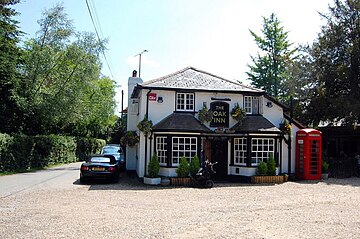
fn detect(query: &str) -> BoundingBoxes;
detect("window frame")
[234,138,247,166]
[156,136,168,166]
[244,96,252,114]
[171,136,197,166]
[251,138,275,166]
[176,92,195,112]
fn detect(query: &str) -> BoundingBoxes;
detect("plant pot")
[170,177,191,186]
[321,173,329,180]
[144,177,161,185]
[251,175,285,184]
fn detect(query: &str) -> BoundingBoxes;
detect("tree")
[0,0,24,133]
[21,4,117,137]
[247,13,297,100]
[305,0,360,126]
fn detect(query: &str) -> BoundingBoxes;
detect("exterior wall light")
[157,97,163,103]
[266,101,273,108]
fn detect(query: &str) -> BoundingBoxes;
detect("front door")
[211,138,228,180]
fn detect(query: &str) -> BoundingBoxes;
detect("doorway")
[210,138,228,180]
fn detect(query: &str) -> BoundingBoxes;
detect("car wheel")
[80,175,86,184]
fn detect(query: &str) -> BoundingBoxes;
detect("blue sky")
[14,0,334,112]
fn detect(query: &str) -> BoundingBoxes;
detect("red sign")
[148,93,157,101]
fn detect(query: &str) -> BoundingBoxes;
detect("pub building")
[126,67,303,181]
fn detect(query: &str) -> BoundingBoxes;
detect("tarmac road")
[0,162,82,199]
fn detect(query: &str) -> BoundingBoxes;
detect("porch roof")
[231,115,281,133]
[153,113,212,133]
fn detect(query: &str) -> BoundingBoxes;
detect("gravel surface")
[1,164,360,239]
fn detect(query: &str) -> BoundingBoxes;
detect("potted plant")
[137,117,153,136]
[267,154,276,176]
[231,103,246,123]
[251,157,285,184]
[171,156,190,186]
[321,160,329,180]
[198,104,213,123]
[189,155,200,177]
[144,154,161,185]
[120,131,139,147]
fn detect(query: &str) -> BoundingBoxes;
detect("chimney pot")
[132,70,137,77]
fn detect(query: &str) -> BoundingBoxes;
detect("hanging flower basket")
[137,117,153,136]
[279,120,291,134]
[120,131,139,147]
[231,103,246,122]
[198,105,213,123]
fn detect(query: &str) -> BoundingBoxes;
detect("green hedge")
[0,133,106,173]
[75,137,106,162]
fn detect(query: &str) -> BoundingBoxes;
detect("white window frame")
[234,138,247,166]
[176,93,194,112]
[172,137,197,166]
[251,138,275,166]
[156,137,167,166]
[244,96,263,115]
[244,96,252,114]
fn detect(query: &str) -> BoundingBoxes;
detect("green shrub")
[267,154,276,176]
[189,155,200,177]
[147,154,160,178]
[322,160,329,173]
[75,137,106,161]
[176,156,190,177]
[1,133,105,173]
[257,161,268,176]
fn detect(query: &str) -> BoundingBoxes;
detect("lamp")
[266,101,273,108]
[157,97,163,103]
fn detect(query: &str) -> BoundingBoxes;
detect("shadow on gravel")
[293,177,360,187]
[73,172,172,191]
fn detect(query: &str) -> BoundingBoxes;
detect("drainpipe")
[288,96,293,174]
[144,90,152,177]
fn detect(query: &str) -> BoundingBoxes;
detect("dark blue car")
[80,155,120,183]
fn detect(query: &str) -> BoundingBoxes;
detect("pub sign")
[210,101,229,128]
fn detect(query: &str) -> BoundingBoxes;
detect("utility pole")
[134,49,148,77]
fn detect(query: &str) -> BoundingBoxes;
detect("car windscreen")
[89,157,111,163]
[102,147,121,154]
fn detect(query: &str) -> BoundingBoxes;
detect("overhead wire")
[85,0,116,81]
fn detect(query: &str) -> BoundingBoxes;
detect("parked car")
[80,155,120,183]
[101,144,126,171]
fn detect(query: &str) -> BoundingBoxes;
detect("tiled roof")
[231,115,281,133]
[153,113,212,133]
[140,67,263,93]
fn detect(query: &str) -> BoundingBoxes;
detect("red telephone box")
[296,129,322,180]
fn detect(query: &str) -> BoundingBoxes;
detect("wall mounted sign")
[148,93,157,101]
[210,101,229,128]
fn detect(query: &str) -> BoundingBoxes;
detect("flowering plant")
[231,103,246,122]
[198,105,213,123]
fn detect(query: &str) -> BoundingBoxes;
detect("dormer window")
[244,96,263,115]
[176,92,194,112]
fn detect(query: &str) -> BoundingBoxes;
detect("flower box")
[170,177,191,186]
[251,175,285,184]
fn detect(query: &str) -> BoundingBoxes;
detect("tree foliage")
[304,0,360,126]
[0,0,24,133]
[19,4,117,137]
[247,13,297,100]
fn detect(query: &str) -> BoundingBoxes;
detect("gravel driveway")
[1,164,360,239]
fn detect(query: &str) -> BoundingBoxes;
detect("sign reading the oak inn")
[210,101,229,128]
